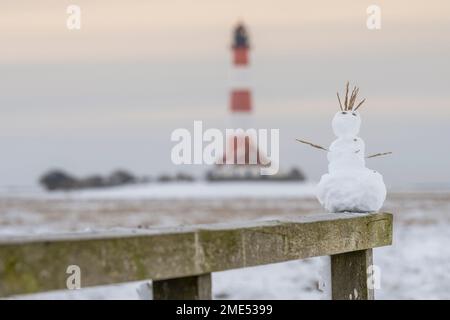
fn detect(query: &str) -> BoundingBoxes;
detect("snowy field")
[1,182,449,300]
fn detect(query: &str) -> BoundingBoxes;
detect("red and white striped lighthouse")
[230,22,252,114]
[218,22,269,170]
[206,22,303,181]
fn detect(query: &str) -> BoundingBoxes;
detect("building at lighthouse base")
[205,132,305,182]
[206,165,305,182]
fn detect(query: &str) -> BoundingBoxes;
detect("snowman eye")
[352,113,356,116]
[342,112,347,114]
[354,139,357,141]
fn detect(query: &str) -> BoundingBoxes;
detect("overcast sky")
[1,0,449,188]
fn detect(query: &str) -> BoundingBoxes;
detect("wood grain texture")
[0,212,392,297]
[331,249,374,300]
[153,273,212,300]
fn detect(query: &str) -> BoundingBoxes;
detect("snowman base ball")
[317,169,386,213]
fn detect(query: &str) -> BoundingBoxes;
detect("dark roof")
[233,23,249,49]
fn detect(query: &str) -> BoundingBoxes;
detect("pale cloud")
[1,0,449,62]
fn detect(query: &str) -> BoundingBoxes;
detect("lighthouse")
[224,23,264,169]
[230,22,252,114]
[205,22,306,181]
[207,22,270,180]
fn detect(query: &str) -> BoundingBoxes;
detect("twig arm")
[296,139,329,151]
[366,152,392,159]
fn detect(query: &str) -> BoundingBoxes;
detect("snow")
[317,111,386,212]
[41,182,317,201]
[331,110,361,138]
[327,137,365,170]
[317,170,386,213]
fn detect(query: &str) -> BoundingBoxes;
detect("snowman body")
[317,111,386,213]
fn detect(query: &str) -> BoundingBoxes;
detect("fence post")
[331,249,374,300]
[153,273,212,300]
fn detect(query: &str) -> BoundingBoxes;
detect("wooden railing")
[0,212,392,299]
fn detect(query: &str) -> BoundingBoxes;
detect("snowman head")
[332,110,361,137]
[334,82,366,137]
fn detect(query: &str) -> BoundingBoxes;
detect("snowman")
[298,83,390,213]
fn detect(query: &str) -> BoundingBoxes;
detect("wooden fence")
[0,212,392,299]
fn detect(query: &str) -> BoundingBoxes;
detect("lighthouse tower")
[209,22,270,180]
[230,22,252,115]
[205,22,306,182]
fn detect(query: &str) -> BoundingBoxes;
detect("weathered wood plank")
[331,249,374,300]
[153,273,212,300]
[0,212,392,297]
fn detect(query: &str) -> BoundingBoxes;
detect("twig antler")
[338,82,366,111]
[344,82,349,110]
[349,87,359,110]
[336,93,343,111]
[353,98,366,111]
[296,139,329,151]
[366,152,393,159]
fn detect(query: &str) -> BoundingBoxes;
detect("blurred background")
[1,0,450,299]
[1,0,449,188]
